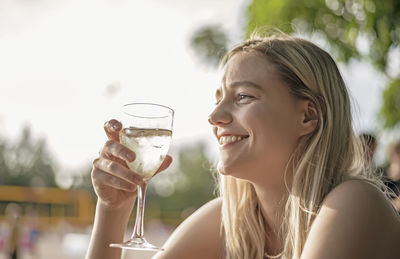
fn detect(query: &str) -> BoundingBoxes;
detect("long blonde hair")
[219,33,383,259]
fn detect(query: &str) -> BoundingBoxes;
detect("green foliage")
[247,0,400,71]
[380,78,400,128]
[190,25,229,67]
[70,166,95,194]
[0,126,58,187]
[147,142,217,226]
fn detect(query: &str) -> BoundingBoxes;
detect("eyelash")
[215,94,255,105]
[236,94,255,103]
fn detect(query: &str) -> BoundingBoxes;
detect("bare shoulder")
[153,197,223,259]
[321,180,398,214]
[301,180,400,259]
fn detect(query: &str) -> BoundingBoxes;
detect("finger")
[101,140,136,163]
[104,119,122,141]
[155,155,173,174]
[92,167,137,192]
[93,157,143,185]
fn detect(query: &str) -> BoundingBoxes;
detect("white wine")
[120,127,172,181]
[110,103,174,251]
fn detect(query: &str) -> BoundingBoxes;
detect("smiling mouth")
[218,135,249,146]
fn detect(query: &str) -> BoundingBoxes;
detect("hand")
[91,119,173,210]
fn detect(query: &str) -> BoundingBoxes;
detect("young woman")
[85,33,400,259]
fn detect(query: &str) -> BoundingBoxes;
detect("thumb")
[104,119,122,141]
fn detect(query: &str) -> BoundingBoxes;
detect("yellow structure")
[0,185,95,229]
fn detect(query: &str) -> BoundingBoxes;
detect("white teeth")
[218,135,246,145]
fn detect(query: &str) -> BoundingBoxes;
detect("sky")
[0,0,390,175]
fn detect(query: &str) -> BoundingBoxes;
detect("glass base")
[110,237,164,251]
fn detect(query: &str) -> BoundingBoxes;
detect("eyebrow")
[215,80,263,100]
[228,80,263,90]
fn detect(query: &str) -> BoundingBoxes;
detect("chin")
[217,160,251,180]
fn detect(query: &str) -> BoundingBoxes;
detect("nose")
[208,103,233,126]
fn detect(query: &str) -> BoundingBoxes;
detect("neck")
[251,176,289,255]
[253,182,287,233]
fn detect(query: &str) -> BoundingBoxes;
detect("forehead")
[222,51,278,86]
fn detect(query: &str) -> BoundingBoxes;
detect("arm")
[85,201,132,259]
[301,180,400,259]
[153,198,224,259]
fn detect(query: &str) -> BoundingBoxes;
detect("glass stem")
[131,182,148,239]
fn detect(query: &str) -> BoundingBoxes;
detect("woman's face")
[209,52,309,184]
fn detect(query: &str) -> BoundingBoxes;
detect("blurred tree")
[190,0,400,129]
[147,142,217,226]
[0,126,57,187]
[70,166,95,194]
[246,0,399,70]
[380,78,400,128]
[190,25,229,67]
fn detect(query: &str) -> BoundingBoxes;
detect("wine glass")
[109,103,174,251]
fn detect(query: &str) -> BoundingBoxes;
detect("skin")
[388,151,400,212]
[301,180,400,259]
[85,52,400,259]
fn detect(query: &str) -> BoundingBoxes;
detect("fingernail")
[126,152,135,161]
[112,123,121,131]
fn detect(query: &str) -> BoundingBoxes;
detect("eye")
[236,94,255,103]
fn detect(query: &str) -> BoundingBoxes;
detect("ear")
[299,100,318,137]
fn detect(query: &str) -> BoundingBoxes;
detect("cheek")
[269,103,300,142]
[254,111,296,144]
[251,111,299,165]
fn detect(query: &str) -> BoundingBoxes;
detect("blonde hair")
[218,32,384,259]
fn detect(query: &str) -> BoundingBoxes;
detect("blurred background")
[0,0,399,258]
